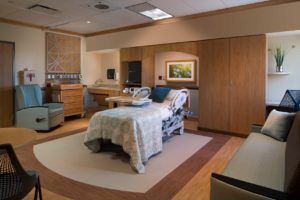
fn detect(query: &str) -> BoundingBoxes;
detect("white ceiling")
[0,0,268,34]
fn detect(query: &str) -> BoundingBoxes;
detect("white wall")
[86,2,300,51]
[81,52,102,85]
[0,22,87,86]
[267,35,300,104]
[0,22,45,85]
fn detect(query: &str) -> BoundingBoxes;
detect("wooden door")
[229,35,266,135]
[0,42,14,127]
[198,39,230,131]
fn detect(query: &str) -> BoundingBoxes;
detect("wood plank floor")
[3,115,244,200]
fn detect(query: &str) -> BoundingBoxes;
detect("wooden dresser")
[52,84,85,117]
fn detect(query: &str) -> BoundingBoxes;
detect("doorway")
[0,41,15,127]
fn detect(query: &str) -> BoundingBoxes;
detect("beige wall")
[86,1,300,51]
[81,50,120,86]
[0,22,87,86]
[0,22,45,85]
[81,52,102,85]
[98,51,120,85]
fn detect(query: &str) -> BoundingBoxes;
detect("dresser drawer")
[61,90,83,98]
[108,90,120,96]
[64,107,84,116]
[64,101,83,110]
[61,95,83,103]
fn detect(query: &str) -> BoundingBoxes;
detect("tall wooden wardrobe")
[198,35,266,136]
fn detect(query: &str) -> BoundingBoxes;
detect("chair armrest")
[17,106,48,112]
[251,124,263,133]
[211,173,297,200]
[43,102,64,110]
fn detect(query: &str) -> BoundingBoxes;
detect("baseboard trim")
[197,126,248,138]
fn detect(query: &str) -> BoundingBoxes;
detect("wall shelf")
[268,72,290,75]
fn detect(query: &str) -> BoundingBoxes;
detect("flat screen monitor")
[128,61,141,83]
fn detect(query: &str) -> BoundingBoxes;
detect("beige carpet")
[33,132,211,193]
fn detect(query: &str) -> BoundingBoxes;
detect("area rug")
[15,129,230,200]
[33,132,212,193]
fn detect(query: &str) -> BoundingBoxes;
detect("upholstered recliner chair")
[16,84,64,131]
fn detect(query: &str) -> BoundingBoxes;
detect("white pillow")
[166,89,179,101]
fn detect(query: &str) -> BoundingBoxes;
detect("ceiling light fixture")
[86,21,91,24]
[126,2,172,21]
[140,8,172,20]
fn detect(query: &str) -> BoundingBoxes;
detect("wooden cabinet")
[52,84,84,117]
[198,39,230,132]
[198,35,266,135]
[229,36,266,134]
[120,47,142,62]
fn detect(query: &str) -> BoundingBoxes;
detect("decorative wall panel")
[46,32,81,73]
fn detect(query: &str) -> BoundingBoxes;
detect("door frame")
[0,40,16,125]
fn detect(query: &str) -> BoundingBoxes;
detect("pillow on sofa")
[149,87,171,103]
[261,110,295,141]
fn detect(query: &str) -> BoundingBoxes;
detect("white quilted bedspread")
[84,106,162,173]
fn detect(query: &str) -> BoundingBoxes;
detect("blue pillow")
[149,87,171,103]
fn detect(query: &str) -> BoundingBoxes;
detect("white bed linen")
[145,101,172,120]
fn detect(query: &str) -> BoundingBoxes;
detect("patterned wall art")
[46,32,81,73]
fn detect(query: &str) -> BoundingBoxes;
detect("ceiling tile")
[0,4,19,17]
[0,0,270,34]
[0,0,41,9]
[108,0,150,8]
[90,8,151,28]
[7,9,61,26]
[183,0,226,13]
[221,0,267,7]
[150,0,198,17]
[58,20,109,34]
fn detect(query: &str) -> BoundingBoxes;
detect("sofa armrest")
[211,173,297,200]
[251,124,263,133]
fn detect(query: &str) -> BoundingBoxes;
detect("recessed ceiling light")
[126,2,172,21]
[140,8,172,20]
[86,21,91,24]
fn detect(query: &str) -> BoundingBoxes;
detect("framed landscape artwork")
[165,60,196,82]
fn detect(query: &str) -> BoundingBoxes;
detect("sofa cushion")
[261,110,295,141]
[223,132,286,191]
[284,112,300,196]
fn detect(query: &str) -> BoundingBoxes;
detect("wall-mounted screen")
[107,69,115,80]
[128,61,142,83]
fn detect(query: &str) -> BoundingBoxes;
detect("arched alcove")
[154,51,199,117]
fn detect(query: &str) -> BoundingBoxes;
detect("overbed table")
[105,96,152,108]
